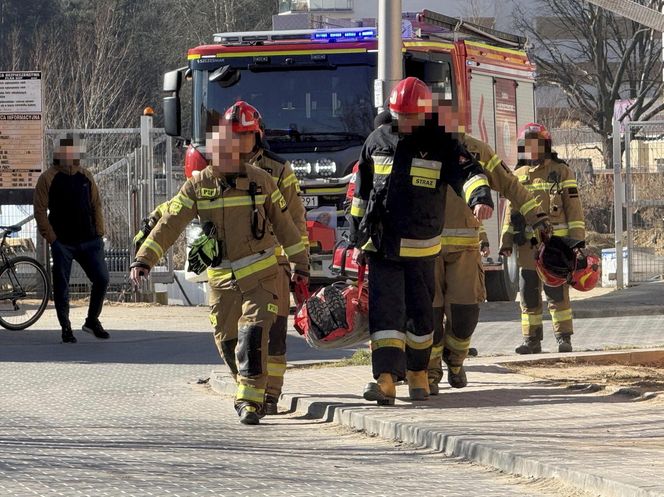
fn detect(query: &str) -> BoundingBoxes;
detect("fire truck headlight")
[292,159,312,178]
[314,158,336,177]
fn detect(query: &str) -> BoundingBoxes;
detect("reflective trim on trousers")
[236,384,265,404]
[267,362,287,377]
[406,331,434,350]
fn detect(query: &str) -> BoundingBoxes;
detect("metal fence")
[0,117,180,301]
[624,120,664,283]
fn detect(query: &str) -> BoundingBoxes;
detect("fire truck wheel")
[485,251,518,302]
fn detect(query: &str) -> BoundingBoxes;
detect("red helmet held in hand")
[570,254,600,292]
[535,236,578,287]
[223,101,262,133]
[388,77,432,115]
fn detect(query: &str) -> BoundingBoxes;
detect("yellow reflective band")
[302,186,348,194]
[267,362,287,376]
[553,229,569,237]
[399,246,441,257]
[568,221,585,229]
[406,335,433,350]
[350,205,366,217]
[561,180,578,189]
[267,303,279,314]
[371,338,406,351]
[282,173,299,188]
[484,154,501,172]
[412,177,436,189]
[519,198,539,216]
[525,183,555,192]
[463,175,490,203]
[430,345,443,359]
[207,267,233,282]
[521,313,543,326]
[198,195,268,209]
[209,314,217,327]
[444,334,471,351]
[551,308,573,323]
[440,236,480,247]
[143,238,164,259]
[175,193,194,209]
[518,175,529,182]
[284,241,305,257]
[301,235,310,246]
[374,164,393,175]
[234,254,278,280]
[410,166,440,179]
[236,384,265,404]
[155,202,169,216]
[271,189,287,210]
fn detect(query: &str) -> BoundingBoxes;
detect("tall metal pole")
[612,113,624,289]
[376,0,403,112]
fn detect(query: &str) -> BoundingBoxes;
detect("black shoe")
[447,365,468,389]
[237,402,261,425]
[62,326,77,344]
[264,396,279,415]
[82,319,110,339]
[556,334,573,353]
[515,338,541,354]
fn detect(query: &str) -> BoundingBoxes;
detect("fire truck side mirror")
[163,70,183,137]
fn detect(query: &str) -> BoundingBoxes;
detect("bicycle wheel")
[0,256,50,330]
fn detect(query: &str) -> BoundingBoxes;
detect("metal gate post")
[135,114,155,301]
[613,115,624,289]
[624,123,633,285]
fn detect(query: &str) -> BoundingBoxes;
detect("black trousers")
[367,255,435,381]
[51,237,109,329]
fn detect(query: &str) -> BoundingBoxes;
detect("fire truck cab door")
[405,52,454,102]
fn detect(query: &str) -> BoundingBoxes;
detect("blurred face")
[206,123,241,173]
[53,136,86,167]
[436,100,461,134]
[393,112,427,134]
[238,132,257,157]
[523,137,546,161]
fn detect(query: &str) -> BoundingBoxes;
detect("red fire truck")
[163,10,536,301]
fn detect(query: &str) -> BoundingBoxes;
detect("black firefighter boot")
[515,328,543,355]
[442,349,467,389]
[236,402,263,425]
[556,333,573,353]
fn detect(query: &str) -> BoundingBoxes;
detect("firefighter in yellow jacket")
[130,105,309,425]
[500,123,585,354]
[428,123,550,393]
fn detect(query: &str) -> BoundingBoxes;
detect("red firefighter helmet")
[388,77,432,115]
[223,101,262,133]
[570,254,600,292]
[535,236,578,287]
[518,122,552,142]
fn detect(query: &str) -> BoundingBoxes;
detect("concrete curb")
[572,306,664,318]
[209,355,663,497]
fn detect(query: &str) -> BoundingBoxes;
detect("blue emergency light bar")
[312,29,377,41]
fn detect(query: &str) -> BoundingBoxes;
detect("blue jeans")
[51,237,109,329]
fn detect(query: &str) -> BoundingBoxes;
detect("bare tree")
[514,0,664,167]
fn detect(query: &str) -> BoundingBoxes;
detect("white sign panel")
[0,71,44,189]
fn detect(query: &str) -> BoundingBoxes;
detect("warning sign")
[0,71,44,190]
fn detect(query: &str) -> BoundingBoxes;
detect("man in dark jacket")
[34,133,109,343]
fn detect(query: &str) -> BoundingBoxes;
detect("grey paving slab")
[0,305,587,497]
[209,363,664,497]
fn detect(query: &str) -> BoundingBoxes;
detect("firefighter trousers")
[209,276,279,408]
[367,255,435,381]
[517,245,573,338]
[428,250,484,384]
[266,263,291,400]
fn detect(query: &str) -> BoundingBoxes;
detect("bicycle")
[0,226,50,330]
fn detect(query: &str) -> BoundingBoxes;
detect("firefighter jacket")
[250,149,308,263]
[34,163,104,245]
[135,164,309,292]
[501,157,585,250]
[441,135,549,254]
[349,123,493,260]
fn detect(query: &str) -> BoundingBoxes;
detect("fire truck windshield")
[194,64,375,149]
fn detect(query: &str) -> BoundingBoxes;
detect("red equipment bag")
[330,239,369,278]
[294,265,370,349]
